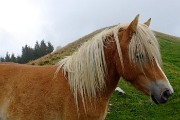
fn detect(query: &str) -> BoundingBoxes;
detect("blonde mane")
[56,23,161,111]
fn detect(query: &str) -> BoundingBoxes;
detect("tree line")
[0,40,54,64]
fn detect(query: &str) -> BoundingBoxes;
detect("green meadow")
[29,28,180,120]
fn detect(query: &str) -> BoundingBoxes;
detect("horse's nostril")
[162,89,172,100]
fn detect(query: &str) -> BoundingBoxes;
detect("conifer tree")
[0,57,5,62]
[40,40,47,56]
[10,53,16,62]
[47,42,54,53]
[34,41,41,58]
[5,52,11,62]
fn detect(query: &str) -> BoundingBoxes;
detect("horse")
[0,15,174,120]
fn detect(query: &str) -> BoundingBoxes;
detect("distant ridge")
[155,31,180,42]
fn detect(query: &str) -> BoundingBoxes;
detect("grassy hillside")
[29,27,180,120]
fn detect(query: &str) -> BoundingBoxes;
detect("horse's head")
[115,15,173,104]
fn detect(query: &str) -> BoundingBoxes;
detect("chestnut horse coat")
[0,63,109,120]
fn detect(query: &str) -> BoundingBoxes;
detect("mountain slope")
[28,27,106,65]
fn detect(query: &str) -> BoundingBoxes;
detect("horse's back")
[0,62,71,120]
[0,63,107,120]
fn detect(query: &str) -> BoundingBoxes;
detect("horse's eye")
[135,53,144,59]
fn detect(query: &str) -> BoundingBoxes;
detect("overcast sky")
[0,0,180,57]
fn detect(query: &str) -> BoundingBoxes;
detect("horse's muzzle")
[151,89,173,104]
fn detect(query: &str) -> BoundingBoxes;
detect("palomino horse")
[0,15,173,120]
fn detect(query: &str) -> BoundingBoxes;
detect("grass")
[29,27,180,120]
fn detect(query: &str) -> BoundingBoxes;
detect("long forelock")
[128,24,161,66]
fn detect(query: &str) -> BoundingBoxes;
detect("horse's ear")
[128,14,139,33]
[144,18,151,27]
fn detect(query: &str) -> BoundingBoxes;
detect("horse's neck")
[103,40,120,98]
